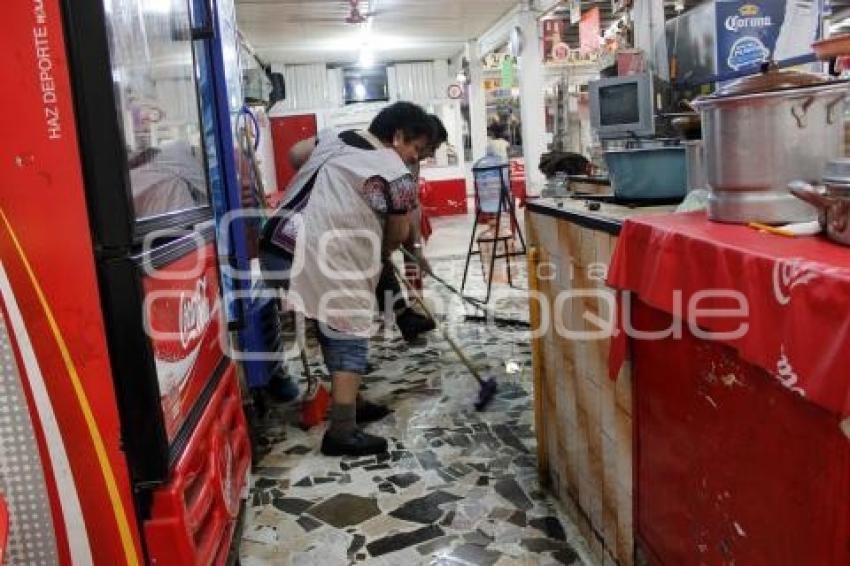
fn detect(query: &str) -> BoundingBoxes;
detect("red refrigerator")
[1,0,250,563]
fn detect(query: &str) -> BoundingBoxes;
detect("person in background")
[486,122,510,161]
[375,114,448,342]
[259,102,433,457]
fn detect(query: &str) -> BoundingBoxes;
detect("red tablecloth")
[607,211,850,416]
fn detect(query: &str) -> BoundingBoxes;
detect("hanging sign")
[541,15,569,64]
[447,84,464,99]
[579,7,601,55]
[551,43,571,62]
[569,0,581,24]
[715,0,822,77]
[484,52,511,70]
[501,55,515,88]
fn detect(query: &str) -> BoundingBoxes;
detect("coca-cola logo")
[179,277,211,349]
[772,258,819,306]
[775,346,805,397]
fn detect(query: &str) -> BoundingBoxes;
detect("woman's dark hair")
[369,102,432,144]
[487,122,507,140]
[428,114,448,146]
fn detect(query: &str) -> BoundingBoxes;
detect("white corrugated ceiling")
[235,0,519,65]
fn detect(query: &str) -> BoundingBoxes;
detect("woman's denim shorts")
[260,249,369,375]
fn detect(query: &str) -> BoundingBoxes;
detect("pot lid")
[823,158,850,188]
[711,68,830,98]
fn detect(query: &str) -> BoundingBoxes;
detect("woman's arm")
[288,137,317,170]
[383,214,411,254]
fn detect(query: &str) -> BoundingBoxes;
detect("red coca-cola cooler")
[0,0,250,563]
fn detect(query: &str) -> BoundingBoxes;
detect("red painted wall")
[270,114,318,193]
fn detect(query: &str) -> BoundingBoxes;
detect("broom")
[394,264,498,411]
[299,346,331,429]
[285,311,330,429]
[399,247,529,328]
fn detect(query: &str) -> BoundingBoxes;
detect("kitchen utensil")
[779,220,822,236]
[813,35,850,76]
[789,158,850,246]
[603,146,687,201]
[692,68,848,224]
[747,222,796,238]
[813,35,850,60]
[671,113,702,140]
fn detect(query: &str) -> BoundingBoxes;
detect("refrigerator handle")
[191,0,216,40]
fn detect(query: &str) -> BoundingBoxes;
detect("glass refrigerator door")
[106,0,211,227]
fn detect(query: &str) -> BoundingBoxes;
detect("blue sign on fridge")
[716,1,822,78]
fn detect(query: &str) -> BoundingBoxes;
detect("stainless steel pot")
[790,159,850,246]
[683,140,707,193]
[693,71,849,224]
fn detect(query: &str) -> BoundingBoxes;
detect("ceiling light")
[141,0,172,14]
[359,46,375,68]
[354,82,367,100]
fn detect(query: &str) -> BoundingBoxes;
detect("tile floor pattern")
[240,255,593,566]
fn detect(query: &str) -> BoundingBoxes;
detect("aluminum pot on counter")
[692,69,849,224]
[790,159,850,246]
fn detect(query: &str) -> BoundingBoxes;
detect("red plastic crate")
[144,364,251,565]
[0,495,7,565]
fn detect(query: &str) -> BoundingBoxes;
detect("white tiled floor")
[240,207,590,566]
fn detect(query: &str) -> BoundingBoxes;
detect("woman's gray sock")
[328,403,357,440]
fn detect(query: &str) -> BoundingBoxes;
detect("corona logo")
[739,4,759,16]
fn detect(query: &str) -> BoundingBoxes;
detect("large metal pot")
[683,140,707,193]
[790,159,850,246]
[693,70,849,224]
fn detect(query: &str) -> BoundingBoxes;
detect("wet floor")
[240,252,592,565]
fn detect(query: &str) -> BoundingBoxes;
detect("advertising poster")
[715,0,822,78]
[579,7,602,55]
[541,16,569,64]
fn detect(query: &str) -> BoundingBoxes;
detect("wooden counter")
[525,197,675,566]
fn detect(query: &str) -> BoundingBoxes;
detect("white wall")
[267,60,467,183]
[270,59,455,112]
[269,63,343,111]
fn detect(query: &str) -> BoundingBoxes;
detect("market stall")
[607,212,850,564]
[527,0,850,564]
[526,197,676,566]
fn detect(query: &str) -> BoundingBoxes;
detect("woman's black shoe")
[396,309,436,342]
[357,400,392,423]
[321,429,389,457]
